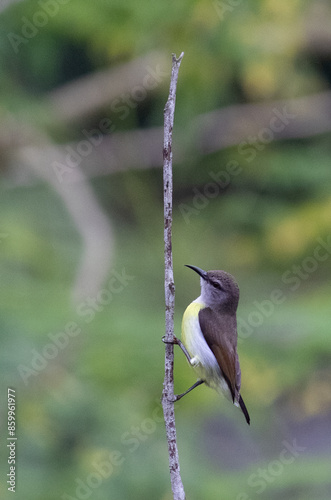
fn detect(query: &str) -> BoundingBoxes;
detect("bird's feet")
[162,336,193,365]
[162,335,179,345]
[167,394,180,403]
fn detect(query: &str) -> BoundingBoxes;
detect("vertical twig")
[162,52,185,500]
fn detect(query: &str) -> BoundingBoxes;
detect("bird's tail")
[239,395,250,425]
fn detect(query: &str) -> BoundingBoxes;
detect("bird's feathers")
[182,301,222,384]
[181,265,250,424]
[239,395,250,425]
[198,306,241,403]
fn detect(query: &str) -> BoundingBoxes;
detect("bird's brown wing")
[198,307,241,402]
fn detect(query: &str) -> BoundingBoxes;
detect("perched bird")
[173,265,250,425]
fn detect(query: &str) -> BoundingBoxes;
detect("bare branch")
[161,52,185,500]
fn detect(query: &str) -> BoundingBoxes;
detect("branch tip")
[172,52,184,65]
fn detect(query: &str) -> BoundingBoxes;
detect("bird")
[171,265,250,425]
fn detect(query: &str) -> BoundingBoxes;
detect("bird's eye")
[211,280,223,291]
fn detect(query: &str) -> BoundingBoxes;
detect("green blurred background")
[1,0,331,499]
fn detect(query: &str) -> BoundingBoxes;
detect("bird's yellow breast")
[181,299,209,364]
[181,301,205,347]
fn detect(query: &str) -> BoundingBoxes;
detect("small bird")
[172,265,250,425]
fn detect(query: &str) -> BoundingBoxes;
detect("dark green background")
[1,1,331,499]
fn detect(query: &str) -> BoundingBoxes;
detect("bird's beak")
[185,265,208,280]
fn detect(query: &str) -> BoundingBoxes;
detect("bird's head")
[185,265,239,312]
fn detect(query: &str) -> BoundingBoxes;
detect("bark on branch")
[161,52,185,500]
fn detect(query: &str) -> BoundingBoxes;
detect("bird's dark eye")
[211,280,223,290]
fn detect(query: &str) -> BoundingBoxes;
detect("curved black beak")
[185,265,208,280]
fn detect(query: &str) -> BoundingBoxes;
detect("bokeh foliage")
[1,0,331,499]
